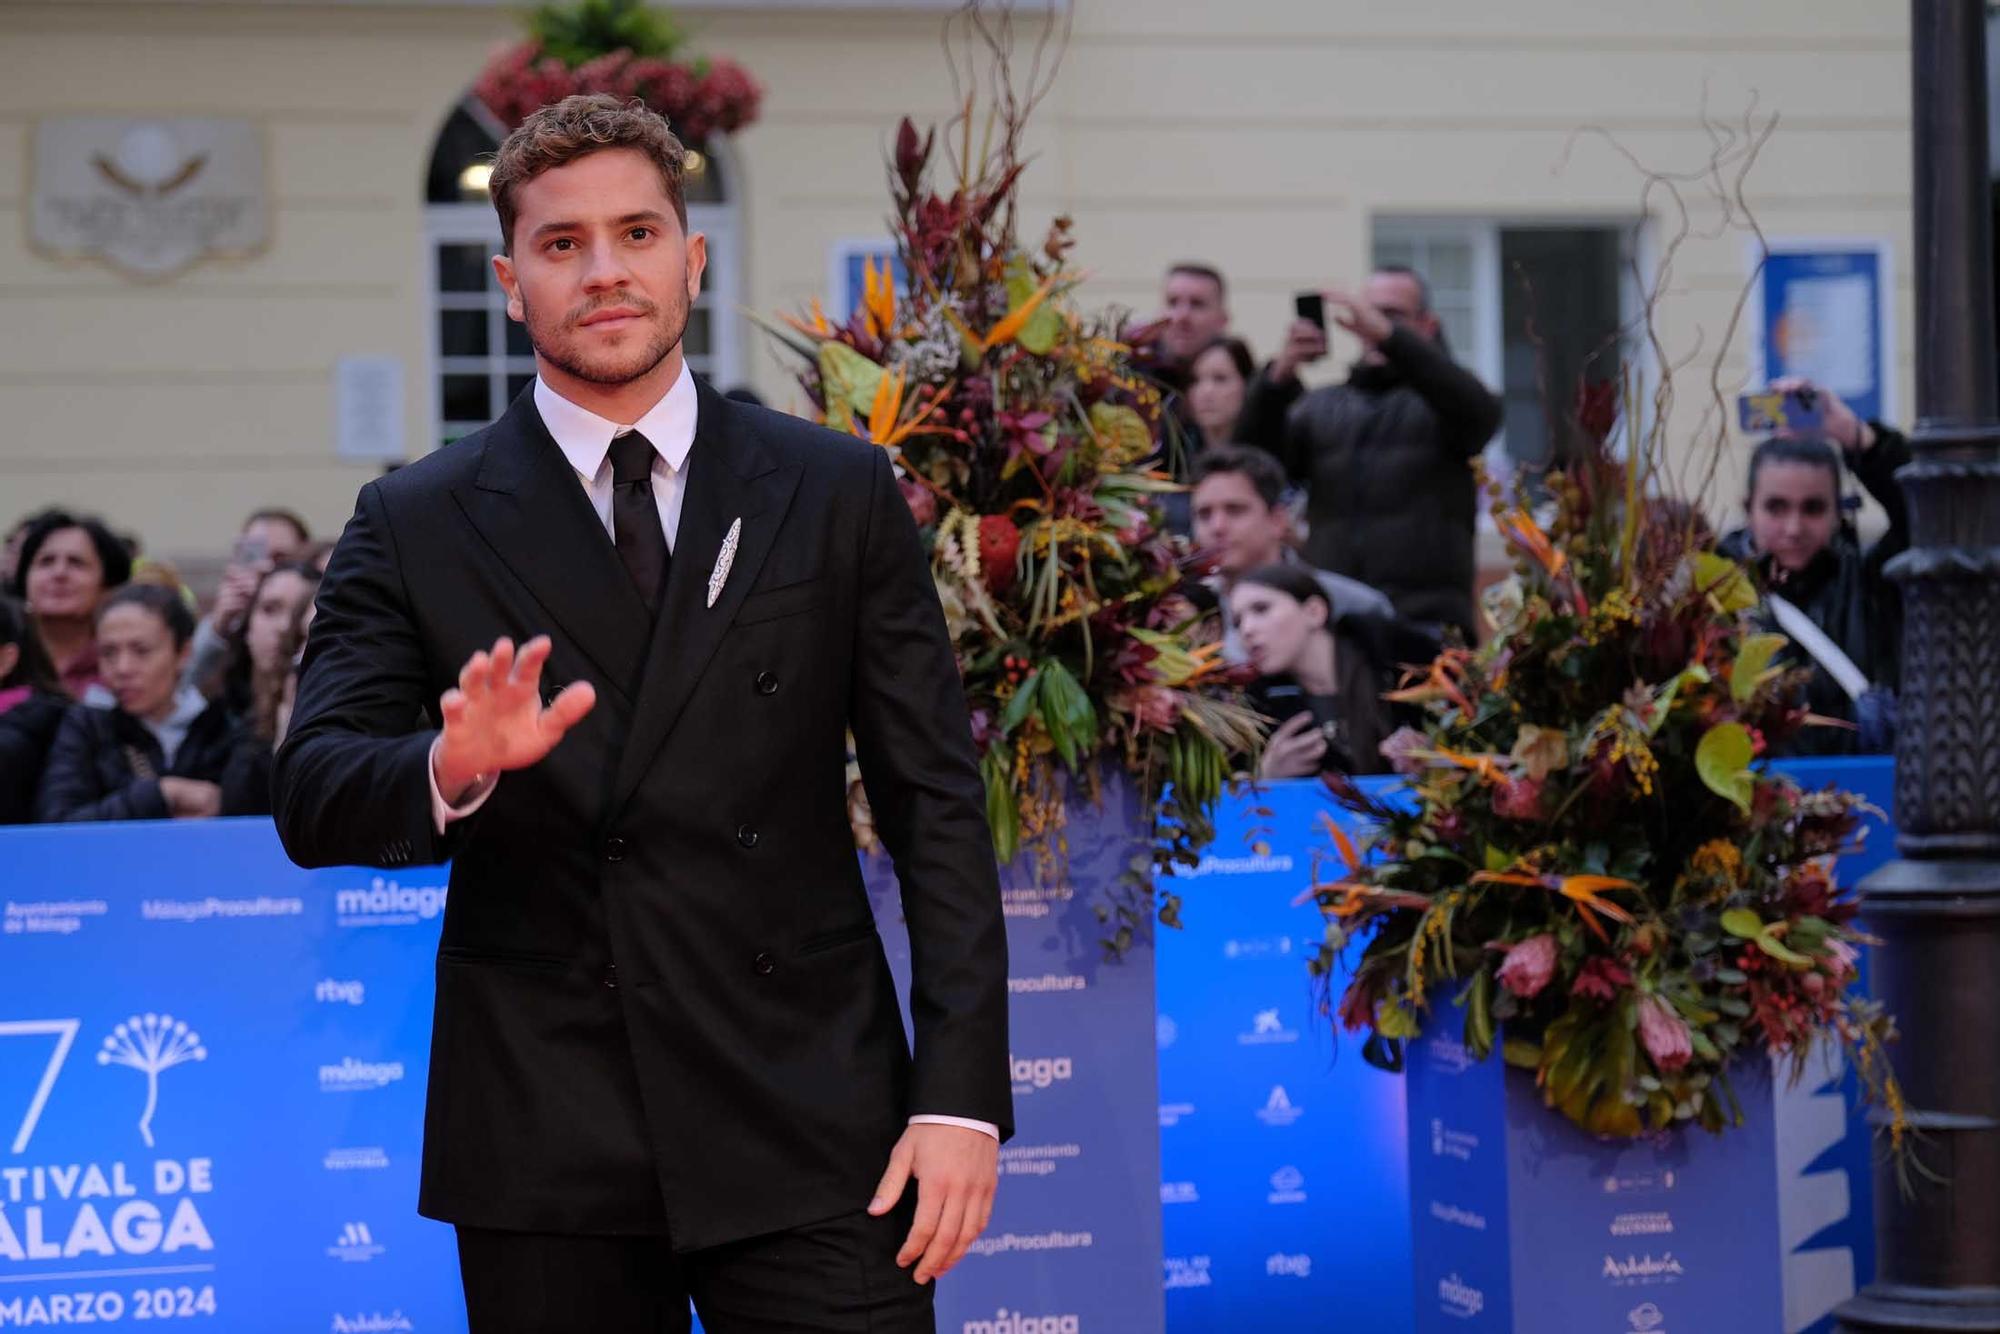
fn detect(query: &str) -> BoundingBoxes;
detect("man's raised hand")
[432,636,596,801]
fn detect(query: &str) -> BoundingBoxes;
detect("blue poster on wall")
[1757,244,1891,425]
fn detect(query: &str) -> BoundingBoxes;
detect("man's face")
[493,148,706,390]
[1161,270,1228,363]
[1192,472,1288,577]
[1363,271,1438,363]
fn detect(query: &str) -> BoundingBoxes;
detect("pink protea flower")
[1637,994,1693,1072]
[1378,726,1428,777]
[1495,934,1558,999]
[1492,774,1549,822]
[898,476,937,528]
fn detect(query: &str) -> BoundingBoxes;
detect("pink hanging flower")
[1637,994,1693,1072]
[1495,934,1558,999]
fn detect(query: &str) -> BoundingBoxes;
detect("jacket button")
[736,824,759,849]
[755,671,778,695]
[601,964,618,989]
[604,837,627,862]
[753,951,776,976]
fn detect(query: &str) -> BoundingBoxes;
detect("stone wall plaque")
[32,117,267,279]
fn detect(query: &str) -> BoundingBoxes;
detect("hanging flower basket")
[472,1,761,143]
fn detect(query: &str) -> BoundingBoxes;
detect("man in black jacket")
[1236,267,1502,641]
[273,95,1008,1332]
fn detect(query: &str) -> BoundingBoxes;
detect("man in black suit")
[274,94,1010,1332]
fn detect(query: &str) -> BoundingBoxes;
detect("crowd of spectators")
[0,262,1913,824]
[1135,260,1910,773]
[0,505,330,826]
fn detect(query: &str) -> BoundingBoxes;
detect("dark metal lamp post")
[1835,0,2000,1329]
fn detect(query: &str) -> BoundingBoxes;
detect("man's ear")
[685,231,708,301]
[493,252,524,324]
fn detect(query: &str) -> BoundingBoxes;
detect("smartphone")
[232,532,270,567]
[1738,387,1825,435]
[1294,291,1326,331]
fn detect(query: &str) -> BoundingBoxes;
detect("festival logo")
[1438,1272,1485,1319]
[1628,1302,1668,1332]
[315,979,366,1006]
[1428,1200,1488,1231]
[1186,851,1295,878]
[1424,1034,1475,1075]
[326,1221,385,1263]
[1603,1252,1686,1286]
[1160,1181,1199,1205]
[1162,1256,1213,1290]
[3,900,107,936]
[335,877,447,929]
[330,1314,415,1333]
[1008,1054,1073,1095]
[0,1019,79,1153]
[1610,1210,1675,1237]
[1236,1008,1299,1046]
[1429,1118,1479,1161]
[318,1058,406,1093]
[960,1310,1078,1334]
[997,1142,1080,1179]
[1220,935,1293,961]
[323,1147,391,1172]
[1006,973,1086,995]
[1157,1102,1196,1128]
[1255,1085,1304,1127]
[1267,1165,1307,1205]
[96,1014,206,1148]
[1265,1253,1312,1278]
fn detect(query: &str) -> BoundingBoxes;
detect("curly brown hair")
[489,93,688,255]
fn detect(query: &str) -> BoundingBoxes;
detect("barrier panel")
[0,758,1891,1332]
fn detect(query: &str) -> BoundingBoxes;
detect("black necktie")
[609,431,670,610]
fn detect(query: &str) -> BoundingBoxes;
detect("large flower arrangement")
[1309,397,1905,1144]
[474,0,761,143]
[760,114,1260,944]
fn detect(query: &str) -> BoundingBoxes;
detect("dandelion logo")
[97,1013,206,1147]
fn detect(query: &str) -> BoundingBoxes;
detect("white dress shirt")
[426,367,997,1143]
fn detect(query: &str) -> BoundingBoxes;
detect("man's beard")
[522,288,686,386]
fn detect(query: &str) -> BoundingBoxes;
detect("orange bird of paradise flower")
[1472,867,1638,943]
[1292,815,1429,917]
[1385,648,1478,721]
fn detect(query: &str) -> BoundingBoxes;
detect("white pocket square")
[708,518,741,608]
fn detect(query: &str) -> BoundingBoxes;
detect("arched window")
[422,97,744,449]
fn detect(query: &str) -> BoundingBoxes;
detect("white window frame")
[1373,215,1647,482]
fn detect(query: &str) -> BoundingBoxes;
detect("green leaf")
[1005,259,1063,355]
[1087,402,1153,465]
[1501,1039,1542,1070]
[1036,660,1098,771]
[1695,552,1758,613]
[981,748,1019,864]
[999,671,1041,737]
[1753,934,1812,968]
[1377,998,1421,1039]
[816,341,885,430]
[1483,844,1517,874]
[1648,665,1711,736]
[1720,907,1765,939]
[1695,722,1756,812]
[1732,633,1789,704]
[1462,970,1496,1059]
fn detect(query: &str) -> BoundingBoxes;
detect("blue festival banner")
[0,758,1889,1332]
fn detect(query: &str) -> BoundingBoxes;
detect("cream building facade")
[0,0,1911,571]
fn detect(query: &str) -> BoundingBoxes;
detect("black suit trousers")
[455,1195,932,1333]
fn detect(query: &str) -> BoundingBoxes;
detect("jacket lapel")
[613,383,801,807]
[452,390,651,702]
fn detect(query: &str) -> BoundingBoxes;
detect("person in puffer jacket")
[1235,267,1501,643]
[34,583,254,823]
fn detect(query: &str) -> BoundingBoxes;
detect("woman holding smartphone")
[1229,563,1433,780]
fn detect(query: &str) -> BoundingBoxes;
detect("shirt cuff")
[427,736,497,834]
[909,1114,1000,1141]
